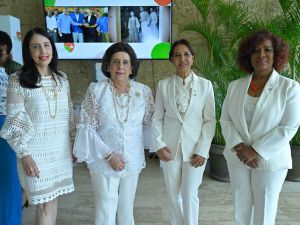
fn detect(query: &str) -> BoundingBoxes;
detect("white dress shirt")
[46,15,57,31]
[174,74,193,117]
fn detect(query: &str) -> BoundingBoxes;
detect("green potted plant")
[287,129,300,181]
[271,0,300,181]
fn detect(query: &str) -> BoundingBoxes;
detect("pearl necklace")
[109,79,131,124]
[41,77,59,119]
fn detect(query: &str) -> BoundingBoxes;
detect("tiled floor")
[22,159,300,225]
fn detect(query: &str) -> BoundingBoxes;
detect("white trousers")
[72,32,83,43]
[90,173,139,225]
[161,149,206,225]
[227,162,287,225]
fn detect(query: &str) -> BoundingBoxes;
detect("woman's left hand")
[72,154,78,164]
[190,154,206,168]
[235,144,259,165]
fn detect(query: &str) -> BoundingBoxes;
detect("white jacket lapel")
[237,75,252,137]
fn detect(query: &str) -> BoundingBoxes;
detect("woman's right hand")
[156,146,172,162]
[107,153,126,171]
[21,155,40,178]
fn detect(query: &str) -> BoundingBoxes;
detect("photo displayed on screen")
[121,6,160,43]
[43,0,172,59]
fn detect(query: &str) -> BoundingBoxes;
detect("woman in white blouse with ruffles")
[73,42,154,225]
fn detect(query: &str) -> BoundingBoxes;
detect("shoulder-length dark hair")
[237,29,289,73]
[101,42,139,79]
[169,39,195,61]
[19,27,62,88]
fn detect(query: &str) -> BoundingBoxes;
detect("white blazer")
[152,72,216,161]
[221,70,300,171]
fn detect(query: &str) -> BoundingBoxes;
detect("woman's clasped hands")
[156,146,172,162]
[106,152,126,171]
[234,143,259,168]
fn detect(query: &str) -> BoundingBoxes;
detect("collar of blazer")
[167,71,199,122]
[237,69,279,133]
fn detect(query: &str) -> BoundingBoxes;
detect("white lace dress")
[0,72,74,205]
[73,79,154,177]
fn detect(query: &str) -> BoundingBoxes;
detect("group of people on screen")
[127,7,159,43]
[45,7,109,43]
[0,27,299,225]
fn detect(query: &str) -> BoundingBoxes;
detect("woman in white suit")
[221,30,300,225]
[152,39,216,225]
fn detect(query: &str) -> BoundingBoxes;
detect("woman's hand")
[235,144,259,167]
[21,155,40,178]
[156,146,172,162]
[72,154,78,165]
[246,158,259,168]
[190,154,206,168]
[107,153,126,171]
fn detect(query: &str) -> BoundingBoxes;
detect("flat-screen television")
[43,0,172,60]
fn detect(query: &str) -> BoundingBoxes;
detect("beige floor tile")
[22,159,300,225]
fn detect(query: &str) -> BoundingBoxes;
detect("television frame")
[42,0,173,60]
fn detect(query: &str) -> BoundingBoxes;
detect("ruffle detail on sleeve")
[0,110,35,158]
[73,126,111,164]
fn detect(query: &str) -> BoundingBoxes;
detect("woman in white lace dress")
[0,27,74,225]
[73,42,154,225]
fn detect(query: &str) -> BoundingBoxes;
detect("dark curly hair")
[237,30,289,73]
[169,39,195,61]
[101,42,139,79]
[0,30,12,54]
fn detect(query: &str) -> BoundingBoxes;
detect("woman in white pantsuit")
[73,42,154,225]
[152,39,216,225]
[221,30,300,225]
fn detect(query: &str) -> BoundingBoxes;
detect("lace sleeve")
[0,75,35,158]
[78,83,100,129]
[143,85,154,150]
[143,85,154,127]
[73,83,112,163]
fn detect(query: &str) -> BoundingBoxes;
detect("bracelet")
[105,153,113,162]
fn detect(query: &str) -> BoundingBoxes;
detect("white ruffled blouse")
[73,79,154,177]
[174,73,193,116]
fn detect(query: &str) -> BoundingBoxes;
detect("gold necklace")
[109,79,131,123]
[41,79,59,119]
